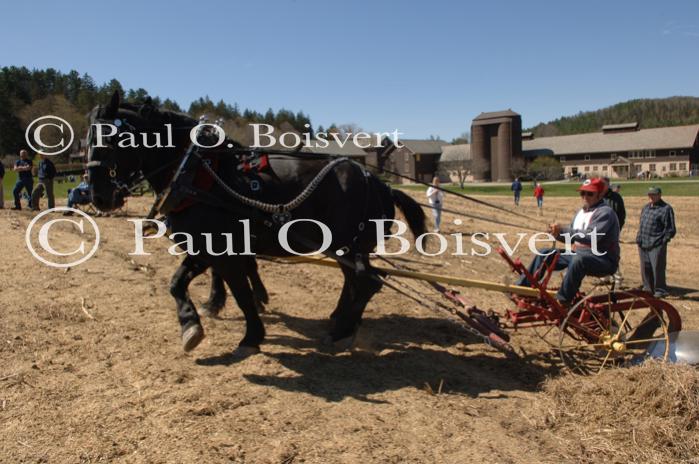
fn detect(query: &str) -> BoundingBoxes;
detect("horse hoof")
[233,345,260,358]
[333,335,356,351]
[182,324,205,352]
[321,333,356,351]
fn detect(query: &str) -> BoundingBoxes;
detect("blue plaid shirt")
[636,200,676,249]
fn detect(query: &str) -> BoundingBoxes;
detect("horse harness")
[147,128,375,272]
[87,114,378,273]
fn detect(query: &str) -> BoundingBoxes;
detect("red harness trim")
[171,155,220,213]
[238,153,269,172]
[169,153,269,214]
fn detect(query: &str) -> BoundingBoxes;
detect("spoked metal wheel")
[531,321,561,348]
[533,280,615,348]
[557,290,673,375]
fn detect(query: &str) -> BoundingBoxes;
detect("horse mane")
[117,100,245,149]
[118,101,197,127]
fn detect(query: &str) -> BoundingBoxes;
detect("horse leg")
[170,255,208,352]
[202,259,268,316]
[200,270,227,317]
[246,258,269,313]
[218,266,266,356]
[329,258,383,347]
[328,265,354,328]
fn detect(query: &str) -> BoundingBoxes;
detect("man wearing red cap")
[516,178,621,306]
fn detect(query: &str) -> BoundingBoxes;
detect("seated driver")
[516,177,620,306]
[64,174,92,215]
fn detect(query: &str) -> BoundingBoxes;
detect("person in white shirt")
[515,178,620,306]
[426,176,444,232]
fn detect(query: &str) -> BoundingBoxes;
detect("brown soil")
[1,193,698,463]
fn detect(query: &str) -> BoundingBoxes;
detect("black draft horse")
[87,91,426,357]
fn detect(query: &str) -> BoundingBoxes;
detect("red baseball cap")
[577,178,605,193]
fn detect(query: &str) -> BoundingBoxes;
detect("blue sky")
[1,0,698,140]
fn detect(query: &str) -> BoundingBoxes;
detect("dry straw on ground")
[535,361,699,463]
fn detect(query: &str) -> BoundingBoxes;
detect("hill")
[527,97,699,137]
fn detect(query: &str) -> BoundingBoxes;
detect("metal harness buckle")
[272,210,292,225]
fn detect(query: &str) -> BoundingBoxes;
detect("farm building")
[378,138,449,184]
[522,123,699,178]
[470,110,523,182]
[364,111,699,184]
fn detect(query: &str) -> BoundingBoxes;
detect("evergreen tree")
[0,66,317,154]
[161,98,182,112]
[528,97,699,136]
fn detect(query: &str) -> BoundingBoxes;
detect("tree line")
[528,97,699,137]
[0,66,313,155]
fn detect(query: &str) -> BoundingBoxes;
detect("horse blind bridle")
[85,109,143,192]
[85,108,187,196]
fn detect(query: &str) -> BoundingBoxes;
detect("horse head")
[86,91,195,210]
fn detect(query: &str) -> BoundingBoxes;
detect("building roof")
[303,139,367,157]
[602,122,639,132]
[439,144,471,162]
[610,155,631,166]
[396,138,449,155]
[522,124,699,156]
[473,109,520,121]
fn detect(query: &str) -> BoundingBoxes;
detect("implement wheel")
[556,290,679,375]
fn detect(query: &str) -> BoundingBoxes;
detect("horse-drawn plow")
[280,248,682,375]
[83,96,685,376]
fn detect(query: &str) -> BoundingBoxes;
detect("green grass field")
[399,178,699,197]
[2,171,81,204]
[3,170,698,205]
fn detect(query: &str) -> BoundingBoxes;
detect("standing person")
[636,187,676,298]
[533,182,544,215]
[602,177,626,229]
[11,149,33,210]
[31,154,57,211]
[602,177,626,285]
[0,160,5,209]
[426,176,444,232]
[511,177,523,206]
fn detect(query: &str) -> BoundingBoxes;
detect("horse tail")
[391,188,427,238]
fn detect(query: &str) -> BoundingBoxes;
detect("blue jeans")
[516,247,618,303]
[536,197,543,208]
[513,192,521,205]
[431,203,442,231]
[13,178,33,208]
[67,188,91,208]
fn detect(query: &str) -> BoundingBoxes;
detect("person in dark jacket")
[636,186,676,297]
[12,149,33,210]
[517,178,620,305]
[602,177,626,285]
[30,154,57,211]
[511,177,523,206]
[602,177,626,230]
